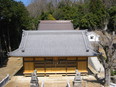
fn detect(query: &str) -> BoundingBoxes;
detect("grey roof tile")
[9,30,97,57]
[38,20,74,30]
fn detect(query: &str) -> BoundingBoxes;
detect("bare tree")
[96,30,116,86]
[27,0,86,17]
[27,0,48,17]
[102,0,116,8]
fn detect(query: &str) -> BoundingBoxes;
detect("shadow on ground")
[15,67,24,76]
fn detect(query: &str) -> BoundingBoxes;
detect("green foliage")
[80,13,100,29]
[39,12,49,20]
[27,0,115,31]
[0,0,114,51]
[88,0,107,29]
[53,5,79,28]
[0,0,32,51]
[47,14,56,20]
[111,70,116,76]
[39,12,55,20]
[108,6,116,31]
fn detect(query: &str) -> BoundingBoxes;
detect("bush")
[111,70,116,76]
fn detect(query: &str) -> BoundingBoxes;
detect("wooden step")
[49,74,62,77]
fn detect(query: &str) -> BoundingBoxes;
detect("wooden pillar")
[66,57,67,76]
[86,57,88,71]
[23,57,24,74]
[76,57,78,70]
[44,57,46,76]
[34,58,35,71]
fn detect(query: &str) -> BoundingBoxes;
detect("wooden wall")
[23,57,88,74]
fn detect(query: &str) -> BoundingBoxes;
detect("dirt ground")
[0,57,22,81]
[0,57,104,87]
[5,75,104,87]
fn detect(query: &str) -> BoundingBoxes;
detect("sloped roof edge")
[8,30,98,57]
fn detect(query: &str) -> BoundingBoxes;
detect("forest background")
[0,0,116,65]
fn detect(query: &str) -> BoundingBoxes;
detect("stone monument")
[30,70,39,87]
[73,70,82,87]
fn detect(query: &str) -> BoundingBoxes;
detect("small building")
[9,30,97,75]
[87,32,100,42]
[38,20,74,30]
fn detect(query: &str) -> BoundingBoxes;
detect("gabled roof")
[8,30,97,57]
[38,20,74,30]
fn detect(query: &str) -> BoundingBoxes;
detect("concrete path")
[88,57,104,73]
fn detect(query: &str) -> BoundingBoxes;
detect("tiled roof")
[38,20,74,30]
[8,30,97,57]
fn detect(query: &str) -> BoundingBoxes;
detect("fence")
[66,82,71,87]
[0,74,10,87]
[41,81,44,87]
[110,83,116,87]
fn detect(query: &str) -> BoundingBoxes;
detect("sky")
[15,0,31,6]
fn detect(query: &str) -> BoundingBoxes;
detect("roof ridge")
[26,30,87,35]
[20,31,28,52]
[82,32,89,52]
[8,30,98,57]
[24,30,87,33]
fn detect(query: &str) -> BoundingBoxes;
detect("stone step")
[49,74,62,77]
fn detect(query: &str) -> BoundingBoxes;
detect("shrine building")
[9,20,97,76]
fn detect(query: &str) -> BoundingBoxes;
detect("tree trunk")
[3,34,8,53]
[0,38,2,66]
[105,67,111,87]
[7,22,11,52]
